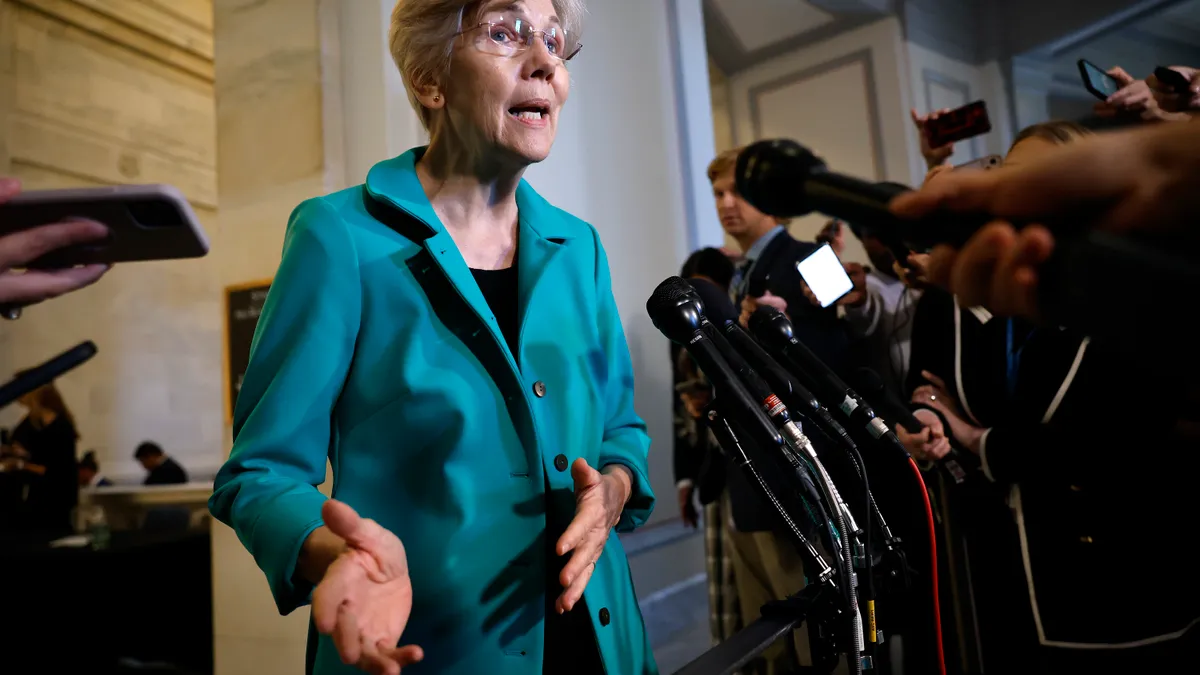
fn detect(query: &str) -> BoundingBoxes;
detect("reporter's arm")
[208,198,361,613]
[590,231,655,530]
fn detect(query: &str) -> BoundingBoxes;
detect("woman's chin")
[502,139,555,165]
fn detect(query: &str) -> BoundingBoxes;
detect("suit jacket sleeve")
[905,289,952,397]
[592,230,655,532]
[208,198,361,615]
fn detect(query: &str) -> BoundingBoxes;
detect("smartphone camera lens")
[126,198,183,229]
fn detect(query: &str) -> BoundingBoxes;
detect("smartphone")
[1154,66,1191,91]
[1078,59,1121,100]
[0,184,210,268]
[955,154,1003,171]
[924,100,991,148]
[796,243,853,308]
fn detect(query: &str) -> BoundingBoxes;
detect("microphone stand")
[675,405,849,675]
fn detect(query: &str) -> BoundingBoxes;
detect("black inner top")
[470,265,604,674]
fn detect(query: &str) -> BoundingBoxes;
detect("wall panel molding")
[747,48,886,181]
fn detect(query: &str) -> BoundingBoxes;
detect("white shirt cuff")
[978,428,996,482]
[676,479,694,491]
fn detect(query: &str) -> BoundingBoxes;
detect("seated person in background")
[135,442,188,485]
[77,450,112,488]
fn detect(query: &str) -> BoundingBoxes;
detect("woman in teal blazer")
[209,1,658,673]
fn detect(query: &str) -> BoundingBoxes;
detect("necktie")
[731,258,753,302]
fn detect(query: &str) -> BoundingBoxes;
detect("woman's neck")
[416,138,524,270]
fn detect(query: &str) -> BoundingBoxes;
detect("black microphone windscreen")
[646,276,706,344]
[687,277,739,325]
[736,139,825,218]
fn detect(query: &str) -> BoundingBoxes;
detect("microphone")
[647,277,833,578]
[655,277,858,539]
[0,341,98,409]
[735,139,983,250]
[747,307,910,458]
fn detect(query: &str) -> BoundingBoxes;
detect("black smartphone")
[1078,59,1121,100]
[0,184,210,269]
[1154,66,1191,91]
[924,100,991,148]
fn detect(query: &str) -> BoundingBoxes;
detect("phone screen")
[796,243,853,309]
[1079,60,1120,99]
[924,100,991,148]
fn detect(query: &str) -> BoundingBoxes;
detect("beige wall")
[0,0,222,482]
[209,0,328,673]
[725,18,918,266]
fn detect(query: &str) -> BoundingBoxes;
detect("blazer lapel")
[513,183,575,363]
[364,149,578,375]
[364,149,517,373]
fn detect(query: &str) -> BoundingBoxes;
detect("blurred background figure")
[77,450,112,488]
[0,378,80,535]
[135,441,188,486]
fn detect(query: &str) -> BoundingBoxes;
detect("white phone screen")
[796,243,853,308]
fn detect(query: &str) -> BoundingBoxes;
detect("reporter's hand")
[895,409,951,461]
[1095,67,1153,118]
[1147,66,1200,112]
[912,108,955,168]
[913,389,985,454]
[739,292,788,328]
[893,252,934,290]
[0,178,111,306]
[311,500,422,675]
[677,484,698,529]
[888,122,1200,317]
[556,460,630,613]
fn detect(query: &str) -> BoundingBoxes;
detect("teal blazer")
[209,148,658,675]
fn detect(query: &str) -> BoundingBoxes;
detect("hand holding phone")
[1078,59,1122,100]
[922,101,992,150]
[1150,66,1200,113]
[796,243,855,308]
[0,178,110,308]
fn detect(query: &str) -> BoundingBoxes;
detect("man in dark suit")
[134,441,188,485]
[707,149,851,377]
[701,148,852,674]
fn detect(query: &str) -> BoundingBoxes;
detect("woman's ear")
[415,83,445,111]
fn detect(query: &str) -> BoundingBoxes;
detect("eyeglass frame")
[454,12,583,62]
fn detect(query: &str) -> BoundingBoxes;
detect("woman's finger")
[560,527,605,594]
[556,504,595,557]
[557,552,598,613]
[333,606,363,666]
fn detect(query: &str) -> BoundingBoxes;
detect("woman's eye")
[490,27,516,43]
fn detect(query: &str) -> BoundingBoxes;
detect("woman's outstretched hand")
[311,500,423,675]
[555,459,630,614]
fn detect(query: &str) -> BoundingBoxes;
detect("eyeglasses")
[458,14,582,62]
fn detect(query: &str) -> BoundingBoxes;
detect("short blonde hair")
[388,0,586,132]
[707,147,742,183]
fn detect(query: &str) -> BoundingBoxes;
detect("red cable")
[908,457,946,675]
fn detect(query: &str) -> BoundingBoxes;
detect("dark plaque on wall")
[224,279,272,423]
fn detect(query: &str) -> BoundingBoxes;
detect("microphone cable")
[908,455,946,675]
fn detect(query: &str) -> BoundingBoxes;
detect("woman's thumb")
[323,499,367,546]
